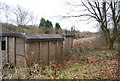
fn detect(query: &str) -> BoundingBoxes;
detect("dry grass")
[2,47,119,79]
[73,35,107,48]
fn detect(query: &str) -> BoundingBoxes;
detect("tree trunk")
[108,40,114,49]
[108,31,118,50]
[103,29,114,50]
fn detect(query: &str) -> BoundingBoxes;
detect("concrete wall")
[16,55,27,68]
[16,38,26,68]
[56,41,63,63]
[16,38,25,55]
[1,37,26,67]
[64,36,73,53]
[40,42,49,64]
[25,41,63,66]
[49,41,56,63]
[25,42,40,66]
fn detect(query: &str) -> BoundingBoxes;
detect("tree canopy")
[45,20,53,28]
[39,18,53,28]
[55,23,61,29]
[39,18,46,27]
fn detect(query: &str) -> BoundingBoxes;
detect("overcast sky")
[0,0,98,32]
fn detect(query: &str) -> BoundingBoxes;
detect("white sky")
[0,0,98,32]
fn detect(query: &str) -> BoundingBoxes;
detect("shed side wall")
[69,37,73,49]
[64,37,73,53]
[49,41,56,63]
[25,42,39,66]
[56,41,63,63]
[16,38,25,55]
[16,38,26,68]
[16,55,27,68]
[40,42,49,64]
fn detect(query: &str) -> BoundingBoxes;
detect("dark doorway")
[1,41,6,50]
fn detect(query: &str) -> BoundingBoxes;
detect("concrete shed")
[60,34,73,53]
[0,32,64,67]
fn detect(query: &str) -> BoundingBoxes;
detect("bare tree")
[11,5,33,26]
[64,0,120,49]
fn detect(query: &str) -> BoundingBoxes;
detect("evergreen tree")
[55,23,61,29]
[45,20,53,28]
[39,18,46,27]
[55,23,61,34]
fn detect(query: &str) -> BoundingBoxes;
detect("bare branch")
[10,5,34,26]
[65,0,119,49]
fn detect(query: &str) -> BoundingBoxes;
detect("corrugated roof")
[0,32,64,42]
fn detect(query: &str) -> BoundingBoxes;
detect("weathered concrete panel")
[56,41,63,63]
[8,37,15,64]
[64,37,69,52]
[64,37,68,48]
[49,41,56,63]
[16,38,24,55]
[69,37,73,49]
[25,42,39,66]
[16,55,27,68]
[40,42,48,64]
[64,37,73,53]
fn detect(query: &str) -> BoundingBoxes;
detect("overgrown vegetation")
[1,22,96,40]
[2,43,119,79]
